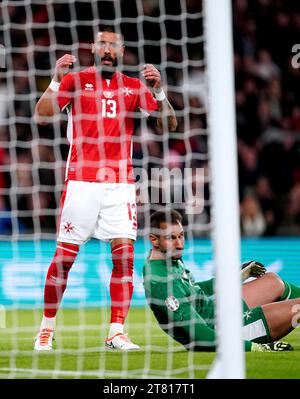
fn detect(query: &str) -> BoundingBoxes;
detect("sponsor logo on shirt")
[84,83,94,91]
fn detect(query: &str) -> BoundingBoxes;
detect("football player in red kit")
[34,26,177,351]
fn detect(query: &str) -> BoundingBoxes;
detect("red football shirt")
[57,67,158,183]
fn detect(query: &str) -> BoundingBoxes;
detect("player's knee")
[265,272,285,296]
[53,242,79,271]
[111,242,134,275]
[265,272,282,284]
[54,254,76,271]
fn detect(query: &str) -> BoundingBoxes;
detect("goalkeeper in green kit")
[143,210,300,352]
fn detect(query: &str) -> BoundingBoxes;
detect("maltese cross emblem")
[244,310,252,320]
[122,87,134,96]
[63,222,75,233]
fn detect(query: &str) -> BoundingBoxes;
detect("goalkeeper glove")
[251,341,294,352]
[241,260,266,281]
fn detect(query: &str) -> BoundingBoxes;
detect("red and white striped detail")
[111,244,133,254]
[57,245,79,255]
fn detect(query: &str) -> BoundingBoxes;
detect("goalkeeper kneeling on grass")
[143,209,300,352]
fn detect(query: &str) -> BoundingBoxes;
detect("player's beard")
[94,54,118,79]
[161,247,183,260]
[171,251,183,260]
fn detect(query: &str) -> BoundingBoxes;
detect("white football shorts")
[57,180,137,244]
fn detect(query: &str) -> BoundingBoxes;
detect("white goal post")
[204,0,245,378]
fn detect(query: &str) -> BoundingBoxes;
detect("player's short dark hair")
[150,210,183,234]
[98,25,115,34]
[95,25,124,43]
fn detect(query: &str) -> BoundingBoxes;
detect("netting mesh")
[0,0,209,239]
[0,0,214,379]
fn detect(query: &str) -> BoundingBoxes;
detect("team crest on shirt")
[165,296,179,312]
[103,91,114,99]
[122,87,134,97]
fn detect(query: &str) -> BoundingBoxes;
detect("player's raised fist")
[53,54,77,82]
[141,64,161,89]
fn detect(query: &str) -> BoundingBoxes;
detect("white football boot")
[34,328,54,351]
[105,333,140,351]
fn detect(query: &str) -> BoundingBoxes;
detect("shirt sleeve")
[170,302,252,352]
[195,278,215,296]
[148,280,252,352]
[138,80,158,115]
[57,73,74,111]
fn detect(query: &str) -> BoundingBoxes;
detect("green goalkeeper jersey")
[143,258,253,352]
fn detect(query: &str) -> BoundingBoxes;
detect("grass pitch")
[0,308,299,379]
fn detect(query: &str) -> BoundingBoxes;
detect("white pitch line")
[0,345,188,357]
[0,365,209,379]
[0,324,160,334]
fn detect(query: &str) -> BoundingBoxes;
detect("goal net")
[0,0,243,379]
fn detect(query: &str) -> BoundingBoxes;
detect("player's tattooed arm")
[142,63,177,132]
[34,54,76,125]
[155,96,177,132]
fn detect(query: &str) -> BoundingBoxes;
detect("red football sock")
[44,242,79,318]
[110,243,134,324]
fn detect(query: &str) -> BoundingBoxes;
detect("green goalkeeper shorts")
[200,298,272,344]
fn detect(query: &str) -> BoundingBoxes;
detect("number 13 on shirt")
[101,99,117,118]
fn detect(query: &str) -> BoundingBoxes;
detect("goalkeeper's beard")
[94,54,118,79]
[160,248,183,260]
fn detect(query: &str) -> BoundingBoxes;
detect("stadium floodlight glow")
[204,0,245,379]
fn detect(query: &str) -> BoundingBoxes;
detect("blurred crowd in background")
[0,0,299,237]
